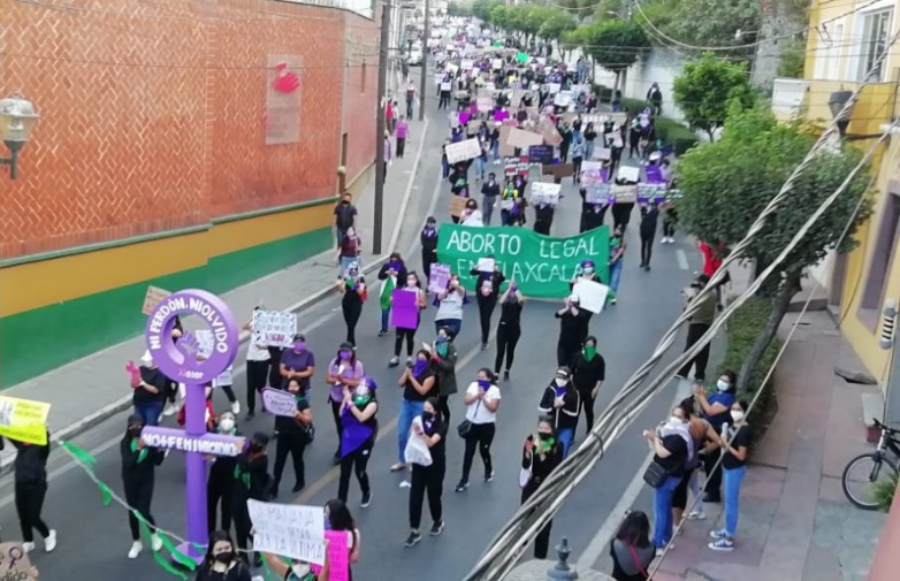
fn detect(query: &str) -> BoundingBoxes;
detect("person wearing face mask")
[455,368,502,492]
[333,192,357,246]
[338,377,378,507]
[336,226,362,276]
[481,173,500,225]
[9,431,57,554]
[242,306,271,420]
[195,530,251,581]
[271,378,313,498]
[579,187,609,234]
[378,253,408,337]
[494,282,524,380]
[709,400,751,552]
[121,414,165,559]
[570,336,605,434]
[232,432,270,566]
[677,274,718,382]
[671,398,718,528]
[208,412,239,535]
[692,371,737,503]
[521,417,563,559]
[133,351,169,427]
[393,350,437,473]
[326,344,364,463]
[336,264,367,347]
[405,397,448,547]
[389,272,428,367]
[643,407,691,555]
[279,334,316,395]
[555,295,591,367]
[570,259,602,320]
[263,548,331,581]
[434,275,466,337]
[608,225,627,305]
[638,200,659,271]
[431,327,459,424]
[421,217,439,282]
[538,367,580,458]
[470,256,506,351]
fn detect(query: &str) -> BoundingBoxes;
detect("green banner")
[436,224,610,299]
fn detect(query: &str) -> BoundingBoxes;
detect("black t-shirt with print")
[722,425,751,470]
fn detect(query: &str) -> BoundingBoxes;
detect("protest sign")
[0,396,50,445]
[312,531,350,581]
[461,59,474,69]
[428,264,452,293]
[637,183,668,204]
[506,127,543,149]
[645,164,665,184]
[530,182,562,205]
[553,91,573,108]
[573,279,610,314]
[585,183,612,204]
[141,286,171,316]
[476,257,496,273]
[449,195,468,217]
[248,501,325,564]
[592,147,611,161]
[611,184,638,203]
[261,388,298,418]
[542,163,574,179]
[477,96,493,112]
[440,82,452,91]
[390,289,419,330]
[251,309,297,348]
[539,119,562,146]
[434,72,444,86]
[499,126,516,157]
[617,166,640,183]
[437,224,610,298]
[492,58,503,70]
[445,138,481,164]
[214,365,234,387]
[547,82,561,94]
[579,161,606,188]
[0,542,36,581]
[528,145,553,164]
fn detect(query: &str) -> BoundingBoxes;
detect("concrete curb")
[4,117,433,473]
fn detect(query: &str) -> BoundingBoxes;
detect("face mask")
[426,222,436,229]
[669,416,685,428]
[477,379,491,390]
[293,341,305,352]
[128,426,142,438]
[422,411,435,422]
[717,380,730,392]
[323,514,331,530]
[291,563,312,579]
[583,267,594,275]
[731,410,745,422]
[436,333,448,343]
[346,230,355,238]
[555,378,567,388]
[213,552,233,564]
[342,201,350,206]
[389,261,401,271]
[538,432,553,441]
[218,419,235,433]
[339,350,353,361]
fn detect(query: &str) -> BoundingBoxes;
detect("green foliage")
[871,470,900,511]
[639,0,759,49]
[448,1,473,17]
[654,117,700,155]
[539,12,576,43]
[489,5,510,30]
[576,20,648,74]
[778,39,807,79]
[473,0,503,22]
[676,105,874,277]
[673,53,756,139]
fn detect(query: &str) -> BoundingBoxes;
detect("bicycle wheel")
[842,452,898,510]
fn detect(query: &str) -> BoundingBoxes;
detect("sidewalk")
[0,109,431,464]
[644,310,886,581]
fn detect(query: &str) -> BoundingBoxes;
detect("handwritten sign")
[617,166,640,183]
[530,182,561,205]
[449,195,468,217]
[492,58,503,70]
[446,138,481,164]
[0,396,50,445]
[553,91,573,108]
[586,183,612,204]
[0,543,35,581]
[248,501,325,564]
[142,286,171,316]
[611,184,638,203]
[251,309,297,348]
[312,531,350,581]
[573,279,610,314]
[261,388,299,418]
[440,82,452,91]
[477,96,493,113]
[528,145,553,164]
[428,264,452,293]
[506,127,543,149]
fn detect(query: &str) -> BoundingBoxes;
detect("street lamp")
[0,94,40,180]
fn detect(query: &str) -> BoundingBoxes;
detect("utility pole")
[418,0,430,122]
[373,0,392,255]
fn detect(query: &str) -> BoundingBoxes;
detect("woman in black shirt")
[195,530,251,581]
[579,187,608,233]
[121,414,165,559]
[709,400,751,552]
[555,295,591,367]
[609,511,654,581]
[570,336,606,434]
[643,407,690,553]
[470,258,506,350]
[494,283,524,380]
[405,398,448,548]
[336,266,366,347]
[538,367,580,458]
[521,416,563,560]
[232,433,270,566]
[420,217,439,283]
[11,431,55,553]
[393,351,437,472]
[134,351,169,427]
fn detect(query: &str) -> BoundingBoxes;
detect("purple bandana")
[477,379,491,391]
[413,359,429,377]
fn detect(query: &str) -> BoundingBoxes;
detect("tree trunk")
[735,269,802,394]
[612,71,620,104]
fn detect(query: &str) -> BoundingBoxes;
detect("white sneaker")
[128,541,143,559]
[688,511,707,520]
[231,401,241,415]
[22,542,35,553]
[44,529,57,552]
[151,533,163,552]
[163,403,178,417]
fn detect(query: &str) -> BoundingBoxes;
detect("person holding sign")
[579,187,609,234]
[434,274,466,338]
[262,544,331,581]
[279,335,316,395]
[389,272,427,367]
[324,499,362,574]
[405,397,448,548]
[393,350,437,473]
[336,265,367,346]
[195,530,252,581]
[121,414,165,559]
[232,433,270,566]
[326,344,365,463]
[133,351,169,427]
[470,256,505,350]
[420,218,440,283]
[555,295,591,368]
[378,254,409,337]
[9,432,57,554]
[494,282,525,381]
[338,377,378,507]
[271,378,313,498]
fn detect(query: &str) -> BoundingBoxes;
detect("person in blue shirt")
[692,370,737,503]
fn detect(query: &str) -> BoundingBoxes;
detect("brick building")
[0,0,379,386]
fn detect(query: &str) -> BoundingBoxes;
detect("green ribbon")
[139,520,188,581]
[157,531,198,571]
[59,440,97,469]
[97,481,113,506]
[130,438,149,464]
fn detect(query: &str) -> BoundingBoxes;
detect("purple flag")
[390,289,419,330]
[341,406,375,458]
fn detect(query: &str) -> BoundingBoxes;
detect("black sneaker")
[455,480,469,493]
[430,521,444,536]
[484,470,494,483]
[404,531,422,548]
[360,491,372,508]
[703,494,721,503]
[246,412,255,421]
[292,482,304,493]
[503,370,510,381]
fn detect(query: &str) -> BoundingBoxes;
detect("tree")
[578,20,648,96]
[638,0,759,49]
[676,106,873,394]
[448,1,473,17]
[539,11,577,58]
[673,53,756,141]
[473,0,503,24]
[489,5,510,32]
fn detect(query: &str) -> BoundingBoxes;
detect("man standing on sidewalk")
[676,274,717,382]
[334,192,358,246]
[406,81,417,119]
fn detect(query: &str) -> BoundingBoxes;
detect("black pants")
[577,387,596,434]
[672,469,693,510]
[406,99,413,119]
[232,496,253,563]
[16,481,50,543]
[409,456,445,530]
[522,484,553,559]
[273,431,307,490]
[557,342,580,368]
[580,207,608,233]
[124,478,156,541]
[438,395,452,424]
[495,325,521,373]
[572,156,583,182]
[477,296,497,345]
[220,385,236,403]
[207,472,234,534]
[246,359,269,414]
[612,203,634,231]
[703,451,724,501]
[267,347,283,388]
[461,423,495,483]
[677,323,711,380]
[423,251,436,283]
[397,137,406,158]
[439,94,450,109]
[640,232,654,267]
[395,327,416,357]
[338,440,373,503]
[343,301,363,346]
[382,161,388,184]
[663,215,677,237]
[629,136,640,158]
[331,399,343,452]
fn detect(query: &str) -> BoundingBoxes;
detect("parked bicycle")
[841,418,900,510]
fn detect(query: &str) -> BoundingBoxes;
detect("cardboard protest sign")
[573,279,610,314]
[530,182,562,205]
[142,286,171,316]
[261,388,298,418]
[592,147,611,161]
[492,58,503,70]
[553,91,573,108]
[579,161,606,188]
[0,542,36,581]
[248,501,325,564]
[499,125,516,157]
[390,289,419,330]
[440,82,452,91]
[477,96,493,112]
[461,59,474,69]
[637,183,668,204]
[428,264,452,294]
[506,127,543,149]
[445,138,481,164]
[528,145,553,164]
[0,396,50,445]
[539,119,562,146]
[611,184,638,203]
[542,163,574,178]
[547,83,561,94]
[251,309,298,348]
[449,195,468,217]
[585,183,612,204]
[617,166,640,183]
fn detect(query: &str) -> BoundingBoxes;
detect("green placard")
[516,52,529,63]
[436,224,610,298]
[493,41,504,48]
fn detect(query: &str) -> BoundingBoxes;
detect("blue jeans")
[483,196,496,225]
[723,465,747,537]
[557,427,575,458]
[609,260,623,294]
[381,308,390,332]
[491,141,499,161]
[652,475,683,548]
[398,399,426,463]
[474,157,485,181]
[134,401,164,427]
[435,319,461,338]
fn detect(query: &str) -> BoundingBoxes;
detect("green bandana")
[130,439,149,464]
[436,342,449,358]
[353,395,372,408]
[583,345,597,362]
[234,465,251,489]
[538,437,556,455]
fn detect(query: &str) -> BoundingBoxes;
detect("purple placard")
[459,111,471,126]
[428,264,452,294]
[494,109,509,123]
[645,165,665,184]
[141,426,246,457]
[390,289,419,330]
[261,387,299,418]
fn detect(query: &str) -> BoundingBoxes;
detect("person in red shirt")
[386,99,395,135]
[698,241,730,310]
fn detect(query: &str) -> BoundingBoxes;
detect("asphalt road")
[0,88,700,581]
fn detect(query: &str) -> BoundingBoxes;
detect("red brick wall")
[0,0,377,258]
[341,12,379,183]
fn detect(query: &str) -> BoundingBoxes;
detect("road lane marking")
[676,249,689,271]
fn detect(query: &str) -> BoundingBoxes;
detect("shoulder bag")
[457,398,481,439]
[642,458,670,488]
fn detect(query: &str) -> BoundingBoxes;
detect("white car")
[408,50,423,66]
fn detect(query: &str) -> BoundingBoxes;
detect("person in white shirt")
[455,368,501,492]
[243,306,272,420]
[434,275,466,337]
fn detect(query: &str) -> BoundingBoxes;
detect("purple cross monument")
[143,289,242,560]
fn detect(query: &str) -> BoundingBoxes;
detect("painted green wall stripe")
[0,227,332,388]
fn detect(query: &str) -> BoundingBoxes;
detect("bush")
[621,97,647,114]
[654,117,700,155]
[872,470,899,511]
[592,83,613,103]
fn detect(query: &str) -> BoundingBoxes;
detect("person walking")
[692,371,738,503]
[570,336,605,434]
[638,201,659,271]
[676,275,717,382]
[392,350,437,473]
[555,295,591,368]
[405,398,448,547]
[494,282,524,381]
[336,264,367,347]
[232,433,270,567]
[121,414,165,559]
[336,227,362,276]
[421,217,439,282]
[431,327,459,424]
[481,173,500,226]
[389,272,427,367]
[195,530,252,581]
[378,253,408,337]
[338,377,378,508]
[10,432,57,554]
[208,412,239,535]
[397,116,410,159]
[406,81,417,118]
[326,344,364,463]
[455,369,501,492]
[271,378,313,498]
[279,334,316,393]
[333,192,358,246]
[470,258,505,351]
[661,200,678,244]
[434,274,466,337]
[324,499,362,577]
[243,307,271,420]
[521,417,563,560]
[382,131,392,184]
[608,225,627,305]
[579,188,608,233]
[643,407,691,555]
[709,400,751,551]
[571,135,585,183]
[133,351,168,427]
[609,511,655,581]
[647,82,663,116]
[538,367,580,458]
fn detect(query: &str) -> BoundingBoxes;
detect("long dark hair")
[204,530,238,567]
[325,498,360,549]
[616,511,651,549]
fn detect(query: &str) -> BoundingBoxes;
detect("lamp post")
[0,94,40,180]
